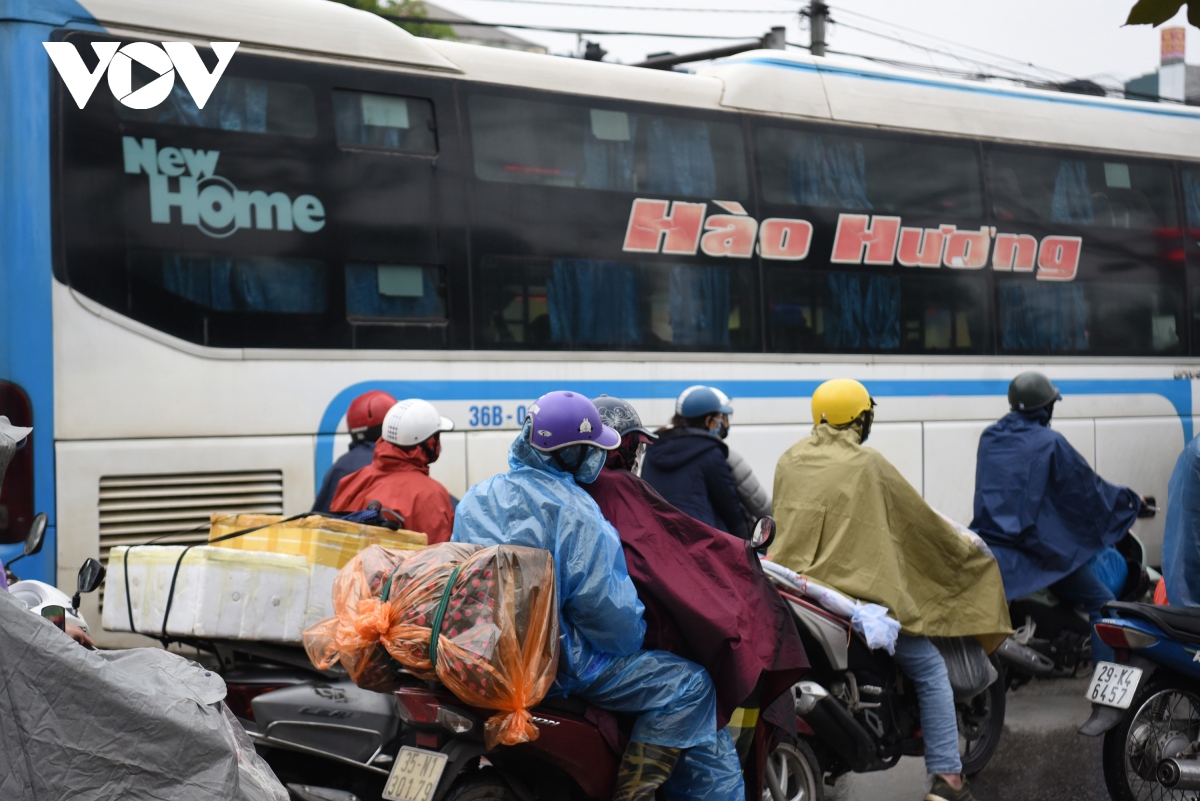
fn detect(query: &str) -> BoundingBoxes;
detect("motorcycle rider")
[313,389,395,512]
[331,399,456,543]
[771,379,1011,801]
[1161,434,1200,606]
[709,388,773,528]
[970,372,1142,663]
[0,416,32,593]
[642,386,749,539]
[584,396,807,782]
[453,391,744,801]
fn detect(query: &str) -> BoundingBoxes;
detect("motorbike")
[5,512,107,637]
[1078,599,1200,801]
[1006,501,1158,683]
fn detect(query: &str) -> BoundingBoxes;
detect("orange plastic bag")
[304,543,560,748]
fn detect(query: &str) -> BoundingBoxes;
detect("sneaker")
[925,776,976,801]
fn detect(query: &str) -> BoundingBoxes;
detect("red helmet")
[347,390,396,433]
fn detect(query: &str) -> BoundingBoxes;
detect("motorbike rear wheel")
[958,660,1007,777]
[444,769,520,801]
[763,738,823,801]
[1102,675,1200,801]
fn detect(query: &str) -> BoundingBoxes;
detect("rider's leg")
[661,728,744,801]
[578,649,743,801]
[1051,563,1116,664]
[892,634,962,779]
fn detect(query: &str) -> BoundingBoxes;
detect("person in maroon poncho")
[582,395,808,798]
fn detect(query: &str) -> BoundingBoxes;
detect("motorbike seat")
[534,694,590,717]
[1104,601,1200,646]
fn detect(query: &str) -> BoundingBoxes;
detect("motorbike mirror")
[73,558,106,609]
[23,512,47,557]
[751,516,776,551]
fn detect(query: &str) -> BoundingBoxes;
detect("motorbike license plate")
[1087,662,1143,709]
[382,746,449,801]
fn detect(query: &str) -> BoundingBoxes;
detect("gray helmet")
[1008,372,1061,412]
[592,395,658,441]
[0,417,32,489]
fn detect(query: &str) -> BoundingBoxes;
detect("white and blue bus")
[5,0,1200,643]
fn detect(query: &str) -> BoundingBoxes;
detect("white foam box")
[103,545,311,643]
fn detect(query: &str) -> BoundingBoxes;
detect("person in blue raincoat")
[1161,435,1200,606]
[453,391,744,801]
[971,372,1142,663]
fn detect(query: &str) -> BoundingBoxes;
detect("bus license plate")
[1087,662,1143,709]
[382,747,449,801]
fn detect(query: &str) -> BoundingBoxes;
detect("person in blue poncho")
[1161,435,1200,606]
[452,390,743,801]
[971,372,1142,664]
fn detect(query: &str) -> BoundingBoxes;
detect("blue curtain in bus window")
[583,117,636,192]
[150,78,269,133]
[998,281,1087,352]
[344,264,441,318]
[1183,172,1200,229]
[644,118,717,197]
[1050,160,1094,224]
[547,260,642,346]
[824,274,899,350]
[161,255,325,313]
[669,265,729,347]
[788,134,871,210]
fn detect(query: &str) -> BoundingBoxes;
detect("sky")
[427,0,1198,92]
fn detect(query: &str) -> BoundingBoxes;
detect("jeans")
[1052,562,1117,664]
[893,634,962,775]
[577,649,745,801]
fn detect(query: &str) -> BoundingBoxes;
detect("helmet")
[811,379,874,426]
[1008,372,1060,412]
[527,391,620,452]
[592,395,658,441]
[675,386,733,419]
[382,399,454,447]
[347,390,396,433]
[0,417,31,490]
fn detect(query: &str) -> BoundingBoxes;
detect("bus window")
[117,76,317,138]
[997,279,1183,355]
[333,91,437,155]
[345,263,445,319]
[129,252,327,314]
[476,256,757,351]
[765,271,989,354]
[986,149,1176,229]
[755,126,982,217]
[467,94,747,198]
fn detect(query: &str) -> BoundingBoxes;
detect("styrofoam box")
[103,545,310,643]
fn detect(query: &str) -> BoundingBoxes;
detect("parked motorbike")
[1078,599,1200,801]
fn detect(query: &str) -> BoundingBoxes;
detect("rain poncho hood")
[772,425,1011,651]
[970,410,1141,600]
[1162,435,1200,606]
[452,424,645,692]
[332,439,456,543]
[582,466,808,726]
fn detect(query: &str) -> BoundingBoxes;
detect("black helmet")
[592,395,658,441]
[1008,371,1061,412]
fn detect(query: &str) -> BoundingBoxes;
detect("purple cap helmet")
[527,391,620,452]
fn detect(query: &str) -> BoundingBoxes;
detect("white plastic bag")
[760,559,901,653]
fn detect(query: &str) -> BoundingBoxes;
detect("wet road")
[828,677,1110,801]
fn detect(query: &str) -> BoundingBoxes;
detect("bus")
[4,0,1199,644]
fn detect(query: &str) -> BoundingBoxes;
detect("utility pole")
[806,1,829,57]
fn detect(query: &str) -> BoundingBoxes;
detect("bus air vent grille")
[96,470,285,612]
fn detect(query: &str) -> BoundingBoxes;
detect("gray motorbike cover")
[0,589,287,801]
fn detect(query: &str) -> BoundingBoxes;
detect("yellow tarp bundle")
[771,425,1012,652]
[209,513,426,569]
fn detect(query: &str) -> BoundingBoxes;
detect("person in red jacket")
[331,399,456,543]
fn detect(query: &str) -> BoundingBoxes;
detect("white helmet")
[382,399,455,447]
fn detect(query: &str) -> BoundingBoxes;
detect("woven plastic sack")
[931,636,998,702]
[304,542,560,749]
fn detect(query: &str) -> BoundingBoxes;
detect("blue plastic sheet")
[1087,546,1129,599]
[1163,436,1200,606]
[664,729,745,801]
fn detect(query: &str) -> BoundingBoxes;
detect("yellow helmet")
[811,379,875,427]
